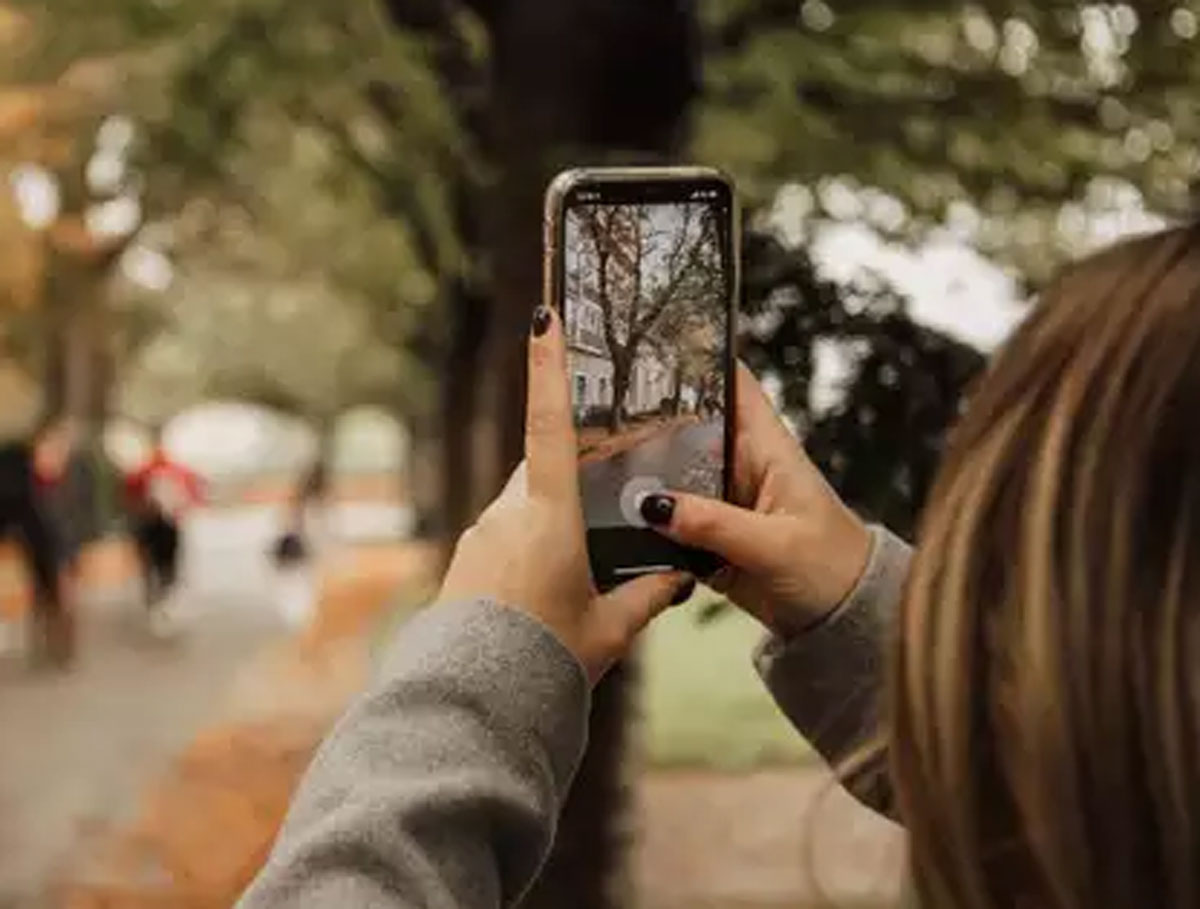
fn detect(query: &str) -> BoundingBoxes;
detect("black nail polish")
[640,493,675,527]
[531,306,552,337]
[670,578,696,606]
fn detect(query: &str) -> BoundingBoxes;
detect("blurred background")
[0,1,1195,907]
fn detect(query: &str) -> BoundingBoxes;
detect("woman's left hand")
[438,305,694,684]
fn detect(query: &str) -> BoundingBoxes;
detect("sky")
[771,179,1168,354]
[770,189,1167,416]
[811,221,1027,352]
[564,201,714,320]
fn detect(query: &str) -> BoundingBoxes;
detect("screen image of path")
[564,200,727,529]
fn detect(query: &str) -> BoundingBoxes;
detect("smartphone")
[544,166,739,592]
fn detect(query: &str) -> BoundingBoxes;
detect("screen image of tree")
[564,201,727,529]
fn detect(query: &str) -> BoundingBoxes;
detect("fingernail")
[640,493,675,527]
[531,306,552,337]
[670,577,696,606]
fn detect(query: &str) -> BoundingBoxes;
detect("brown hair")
[891,224,1200,909]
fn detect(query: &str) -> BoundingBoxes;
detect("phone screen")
[561,178,733,580]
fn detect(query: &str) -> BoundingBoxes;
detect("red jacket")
[125,450,205,520]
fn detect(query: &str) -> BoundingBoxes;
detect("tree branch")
[580,208,622,363]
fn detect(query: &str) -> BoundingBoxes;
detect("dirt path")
[0,586,284,908]
[638,768,905,909]
[0,508,308,908]
[54,543,434,909]
[579,415,699,463]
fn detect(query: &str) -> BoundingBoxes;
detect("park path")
[638,769,904,909]
[580,417,723,527]
[0,503,414,908]
[0,509,297,907]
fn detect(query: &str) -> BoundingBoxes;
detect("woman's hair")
[891,223,1200,909]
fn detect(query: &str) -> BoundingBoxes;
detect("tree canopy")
[117,268,422,427]
[4,0,470,423]
[11,0,1200,475]
[567,201,725,429]
[698,0,1199,280]
[10,0,1199,520]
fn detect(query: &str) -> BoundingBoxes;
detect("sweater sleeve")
[237,598,590,909]
[754,525,911,815]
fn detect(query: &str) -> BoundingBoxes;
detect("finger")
[732,362,813,504]
[595,571,694,643]
[640,491,788,573]
[478,461,528,523]
[735,361,797,449]
[496,460,530,506]
[729,362,806,458]
[526,305,578,500]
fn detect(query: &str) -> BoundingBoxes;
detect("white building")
[626,351,675,414]
[566,299,614,416]
[567,298,677,420]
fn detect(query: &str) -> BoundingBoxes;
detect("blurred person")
[0,426,74,667]
[124,437,204,635]
[271,456,330,567]
[32,416,90,584]
[240,225,1200,909]
[270,456,330,628]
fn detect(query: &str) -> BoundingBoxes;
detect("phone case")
[542,166,741,588]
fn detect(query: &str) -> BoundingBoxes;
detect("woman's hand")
[438,306,694,683]
[639,364,871,638]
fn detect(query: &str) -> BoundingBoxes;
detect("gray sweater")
[238,526,911,908]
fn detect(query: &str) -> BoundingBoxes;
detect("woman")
[124,439,205,634]
[889,223,1200,908]
[240,223,1200,909]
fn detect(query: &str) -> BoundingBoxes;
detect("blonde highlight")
[890,224,1200,909]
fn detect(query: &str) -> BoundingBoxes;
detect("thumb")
[594,571,695,649]
[640,491,790,574]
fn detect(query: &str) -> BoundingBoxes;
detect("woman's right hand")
[639,363,872,638]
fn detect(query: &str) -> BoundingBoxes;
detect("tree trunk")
[42,245,113,541]
[440,281,492,538]
[37,140,130,539]
[474,5,698,908]
[521,660,639,909]
[385,2,699,904]
[406,408,444,540]
[608,354,631,434]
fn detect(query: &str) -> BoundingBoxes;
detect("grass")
[641,592,812,770]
